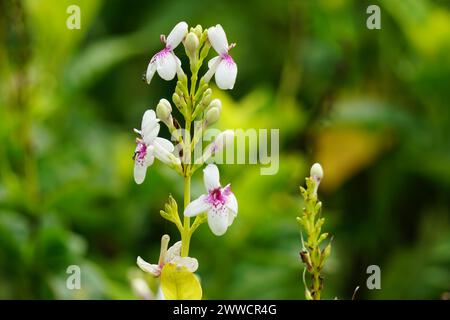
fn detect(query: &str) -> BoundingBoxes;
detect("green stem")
[312,271,321,300]
[181,174,191,257]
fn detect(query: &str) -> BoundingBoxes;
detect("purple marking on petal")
[223,184,232,196]
[134,139,147,165]
[206,187,229,209]
[220,53,235,67]
[151,47,172,64]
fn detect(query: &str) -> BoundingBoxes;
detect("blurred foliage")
[1,0,449,299]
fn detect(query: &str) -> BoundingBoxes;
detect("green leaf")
[160,264,202,300]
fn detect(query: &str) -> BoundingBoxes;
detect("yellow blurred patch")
[315,127,391,192]
[408,8,450,57]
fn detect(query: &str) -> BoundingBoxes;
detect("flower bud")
[310,163,323,180]
[207,98,222,112]
[310,162,323,195]
[184,32,199,56]
[172,92,181,107]
[202,88,212,106]
[205,107,220,125]
[156,99,172,120]
[193,25,203,39]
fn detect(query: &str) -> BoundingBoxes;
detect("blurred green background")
[1,0,450,299]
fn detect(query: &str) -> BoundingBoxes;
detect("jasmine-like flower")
[137,235,198,277]
[145,21,188,84]
[204,25,238,90]
[184,164,238,236]
[133,109,175,184]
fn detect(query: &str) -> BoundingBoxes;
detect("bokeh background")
[1,0,449,299]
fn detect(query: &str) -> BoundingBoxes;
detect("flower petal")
[153,140,173,164]
[207,206,229,236]
[166,21,188,49]
[203,56,221,83]
[172,256,199,273]
[142,110,160,144]
[156,51,177,81]
[225,190,238,216]
[215,57,237,90]
[165,241,182,263]
[134,162,148,185]
[142,109,157,125]
[203,164,221,191]
[154,137,175,153]
[144,146,155,166]
[137,256,161,276]
[227,209,235,226]
[145,60,157,84]
[174,53,183,78]
[184,195,209,217]
[207,24,229,55]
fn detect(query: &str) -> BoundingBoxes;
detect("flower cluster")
[297,163,331,300]
[132,22,239,299]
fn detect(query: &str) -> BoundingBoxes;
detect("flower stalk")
[135,22,238,299]
[297,163,331,300]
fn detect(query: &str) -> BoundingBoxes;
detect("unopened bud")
[205,107,220,125]
[323,242,332,260]
[193,25,203,39]
[184,32,199,56]
[202,89,212,106]
[310,162,323,195]
[310,163,323,180]
[156,99,172,120]
[172,92,181,107]
[207,98,222,112]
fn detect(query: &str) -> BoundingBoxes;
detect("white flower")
[184,164,238,236]
[145,21,188,84]
[204,24,238,90]
[137,235,198,277]
[133,109,175,184]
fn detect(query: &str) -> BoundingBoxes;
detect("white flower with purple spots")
[133,109,175,184]
[184,164,238,236]
[137,235,198,277]
[204,24,238,90]
[145,21,188,84]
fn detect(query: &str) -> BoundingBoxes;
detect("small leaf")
[160,264,202,300]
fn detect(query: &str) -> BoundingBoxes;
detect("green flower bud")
[172,93,181,107]
[156,99,172,120]
[202,88,212,106]
[318,232,329,244]
[205,107,220,125]
[323,242,332,260]
[193,25,203,39]
[184,32,199,56]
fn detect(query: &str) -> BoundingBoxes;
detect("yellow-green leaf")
[160,264,202,300]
